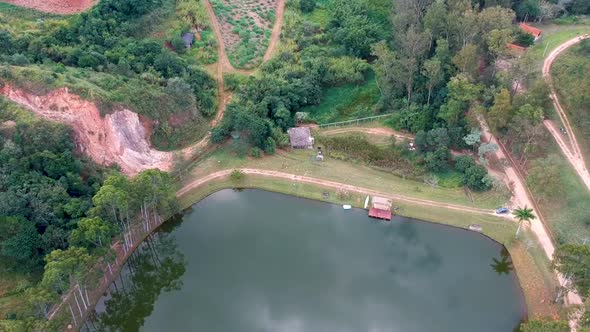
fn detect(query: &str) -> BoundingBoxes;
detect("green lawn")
[0,3,64,34]
[528,22,590,61]
[182,147,510,210]
[301,70,381,124]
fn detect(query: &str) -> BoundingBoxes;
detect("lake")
[87,189,525,332]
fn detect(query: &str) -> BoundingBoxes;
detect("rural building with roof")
[181,32,195,48]
[368,196,393,221]
[519,23,542,41]
[287,127,314,149]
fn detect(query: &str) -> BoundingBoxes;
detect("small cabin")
[506,43,526,56]
[368,196,392,221]
[287,127,314,149]
[181,32,195,49]
[519,23,542,42]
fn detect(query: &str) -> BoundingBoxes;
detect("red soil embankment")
[1,0,95,14]
[0,85,173,175]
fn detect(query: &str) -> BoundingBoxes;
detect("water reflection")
[491,247,514,275]
[85,189,524,332]
[84,218,186,332]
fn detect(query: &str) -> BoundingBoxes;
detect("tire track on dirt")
[542,35,590,192]
[177,168,498,216]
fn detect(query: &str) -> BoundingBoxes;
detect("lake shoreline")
[176,173,558,318]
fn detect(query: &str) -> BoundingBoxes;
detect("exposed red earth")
[0,85,173,175]
[1,0,95,14]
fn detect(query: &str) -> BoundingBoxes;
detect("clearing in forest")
[210,0,276,68]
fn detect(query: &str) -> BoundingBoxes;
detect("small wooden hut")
[287,127,314,149]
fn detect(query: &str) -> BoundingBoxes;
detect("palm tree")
[513,206,536,238]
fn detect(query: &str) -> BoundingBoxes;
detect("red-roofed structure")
[368,196,392,221]
[506,43,526,55]
[369,208,392,221]
[519,23,542,40]
[507,43,526,52]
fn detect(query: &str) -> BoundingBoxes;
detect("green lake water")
[87,189,525,332]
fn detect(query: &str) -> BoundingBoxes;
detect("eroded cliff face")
[0,85,173,175]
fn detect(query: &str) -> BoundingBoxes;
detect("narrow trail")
[262,0,285,62]
[542,34,590,192]
[318,126,414,141]
[177,168,497,216]
[182,0,284,158]
[203,0,284,75]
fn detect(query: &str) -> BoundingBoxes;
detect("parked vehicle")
[495,207,509,214]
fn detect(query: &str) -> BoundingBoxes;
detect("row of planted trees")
[20,169,178,331]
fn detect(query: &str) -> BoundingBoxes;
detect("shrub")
[10,54,29,66]
[300,0,316,13]
[230,169,244,181]
[250,147,263,158]
[463,165,492,191]
[453,155,476,173]
[170,36,187,54]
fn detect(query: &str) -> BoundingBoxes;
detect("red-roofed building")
[506,43,526,56]
[519,23,543,41]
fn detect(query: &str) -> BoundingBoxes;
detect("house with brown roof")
[519,23,542,41]
[287,127,314,149]
[506,43,526,56]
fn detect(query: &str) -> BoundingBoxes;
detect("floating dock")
[368,196,393,221]
[368,208,392,220]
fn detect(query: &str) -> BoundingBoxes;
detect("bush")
[463,165,492,191]
[514,30,534,47]
[170,36,187,54]
[230,169,244,181]
[453,155,476,173]
[10,54,29,66]
[250,147,263,158]
[300,0,316,13]
[223,73,247,91]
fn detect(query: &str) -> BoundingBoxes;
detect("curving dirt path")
[543,34,590,192]
[319,126,414,141]
[177,168,498,216]
[477,116,583,310]
[262,0,285,62]
[203,0,285,75]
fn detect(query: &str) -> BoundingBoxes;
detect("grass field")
[0,2,64,34]
[528,22,590,62]
[183,147,510,211]
[535,151,590,245]
[525,25,590,244]
[301,70,381,124]
[551,39,590,171]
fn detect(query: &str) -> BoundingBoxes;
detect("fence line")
[48,215,166,331]
[318,114,393,128]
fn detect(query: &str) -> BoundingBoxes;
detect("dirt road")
[262,0,285,62]
[177,168,499,216]
[319,126,414,141]
[542,34,590,191]
[478,116,582,308]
